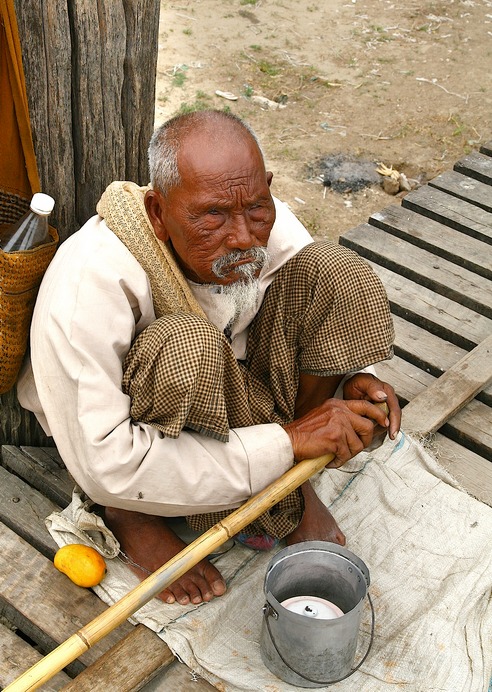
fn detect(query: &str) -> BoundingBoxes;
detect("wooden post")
[0,0,160,446]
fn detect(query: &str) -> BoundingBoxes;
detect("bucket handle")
[263,592,375,686]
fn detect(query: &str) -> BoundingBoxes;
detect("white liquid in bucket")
[281,596,344,620]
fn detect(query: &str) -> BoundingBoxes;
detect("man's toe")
[212,579,226,596]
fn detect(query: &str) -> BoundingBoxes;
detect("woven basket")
[0,190,58,394]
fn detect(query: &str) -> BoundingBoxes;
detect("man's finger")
[345,399,390,428]
[324,416,372,468]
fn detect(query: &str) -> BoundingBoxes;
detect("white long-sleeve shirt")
[18,197,313,515]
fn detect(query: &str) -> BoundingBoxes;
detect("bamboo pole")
[5,451,336,690]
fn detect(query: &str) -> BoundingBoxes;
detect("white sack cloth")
[46,433,492,691]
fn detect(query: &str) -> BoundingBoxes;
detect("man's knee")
[278,240,387,304]
[132,313,227,359]
[122,313,232,395]
[122,312,243,439]
[286,240,363,280]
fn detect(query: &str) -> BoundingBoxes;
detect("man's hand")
[283,397,392,468]
[343,372,401,441]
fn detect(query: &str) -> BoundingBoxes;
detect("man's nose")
[224,214,256,249]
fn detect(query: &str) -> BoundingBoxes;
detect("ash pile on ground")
[311,154,383,193]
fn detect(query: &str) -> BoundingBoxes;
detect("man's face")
[147,130,276,285]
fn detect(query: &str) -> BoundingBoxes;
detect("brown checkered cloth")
[122,241,394,539]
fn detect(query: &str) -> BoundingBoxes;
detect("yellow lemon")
[54,544,107,588]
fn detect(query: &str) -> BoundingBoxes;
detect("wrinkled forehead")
[177,125,265,182]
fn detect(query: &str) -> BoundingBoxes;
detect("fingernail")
[166,595,175,604]
[376,390,387,400]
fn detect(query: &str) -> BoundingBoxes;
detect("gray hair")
[148,110,264,195]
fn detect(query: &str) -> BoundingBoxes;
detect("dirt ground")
[154,0,491,241]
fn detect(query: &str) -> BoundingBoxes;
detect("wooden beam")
[0,466,59,559]
[369,204,491,279]
[429,170,492,213]
[341,223,492,318]
[480,141,492,157]
[377,357,492,459]
[401,334,492,434]
[1,446,73,508]
[391,314,492,405]
[60,625,175,692]
[433,433,492,506]
[402,185,492,245]
[0,623,70,689]
[454,151,492,185]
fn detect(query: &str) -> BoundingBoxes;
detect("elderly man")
[19,110,400,607]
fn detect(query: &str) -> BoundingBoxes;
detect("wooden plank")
[0,622,71,689]
[0,387,53,448]
[400,334,492,435]
[340,224,492,319]
[140,660,217,691]
[428,170,492,213]
[366,260,492,351]
[441,399,492,462]
[377,357,492,460]
[377,356,436,405]
[454,151,492,185]
[369,204,491,279]
[1,445,73,508]
[391,315,492,406]
[0,522,133,676]
[433,433,492,506]
[480,141,492,157]
[61,625,175,692]
[402,185,492,245]
[347,222,492,315]
[0,465,59,559]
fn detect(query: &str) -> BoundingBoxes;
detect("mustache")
[211,246,270,280]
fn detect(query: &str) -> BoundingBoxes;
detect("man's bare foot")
[104,507,226,605]
[286,481,346,546]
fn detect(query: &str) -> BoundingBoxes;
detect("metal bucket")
[260,541,374,687]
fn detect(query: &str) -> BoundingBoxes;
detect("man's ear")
[266,171,273,187]
[144,189,169,242]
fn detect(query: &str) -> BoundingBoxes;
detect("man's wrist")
[233,423,294,492]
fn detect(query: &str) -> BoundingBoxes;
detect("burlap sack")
[46,433,492,692]
[0,191,58,394]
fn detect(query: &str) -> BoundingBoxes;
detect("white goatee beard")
[211,246,271,329]
[220,279,261,326]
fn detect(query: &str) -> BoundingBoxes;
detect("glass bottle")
[0,193,55,252]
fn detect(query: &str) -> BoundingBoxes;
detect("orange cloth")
[0,0,40,198]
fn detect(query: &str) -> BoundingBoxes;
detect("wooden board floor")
[340,142,492,504]
[0,445,197,691]
[1,144,491,689]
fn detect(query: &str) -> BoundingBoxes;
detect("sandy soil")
[154,0,491,241]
